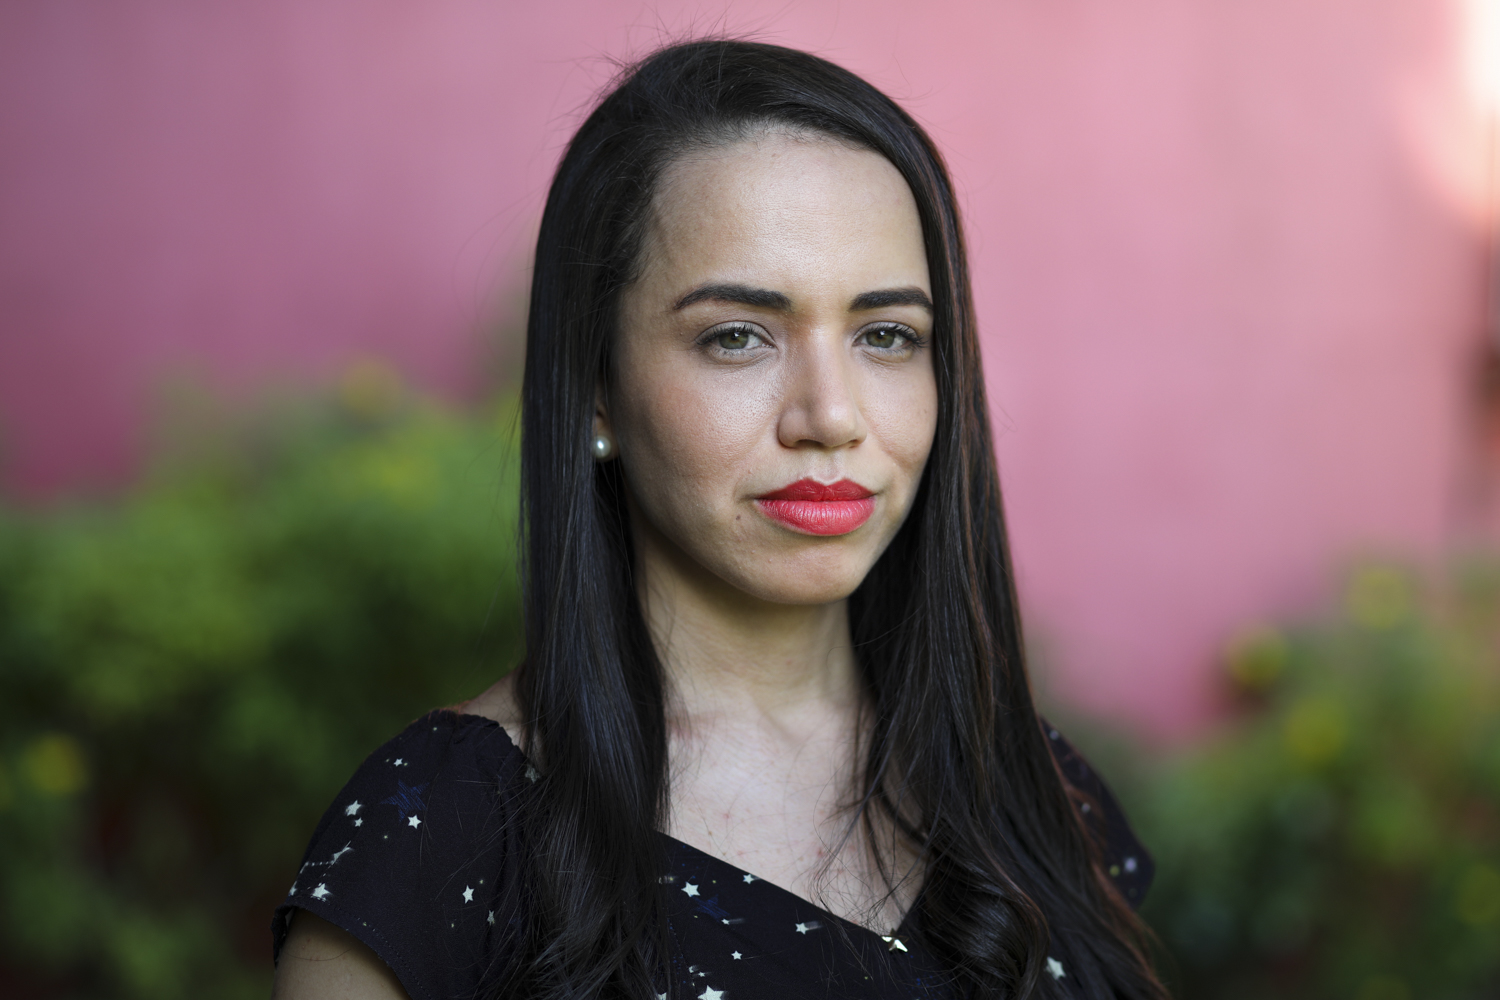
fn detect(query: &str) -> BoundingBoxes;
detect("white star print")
[699,988,723,1000]
[742,874,755,883]
[463,886,474,903]
[731,951,742,960]
[330,843,352,864]
[393,758,404,766]
[682,882,700,897]
[311,883,330,901]
[288,882,297,896]
[408,815,422,828]
[354,818,363,827]
[795,922,810,934]
[525,765,539,783]
[487,910,495,926]
[344,801,362,816]
[1047,957,1066,979]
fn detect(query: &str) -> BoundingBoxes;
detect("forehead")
[639,132,929,295]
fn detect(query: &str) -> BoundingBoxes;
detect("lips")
[755,478,875,536]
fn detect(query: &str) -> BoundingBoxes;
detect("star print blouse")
[272,711,1153,1000]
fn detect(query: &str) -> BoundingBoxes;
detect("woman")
[272,39,1167,1000]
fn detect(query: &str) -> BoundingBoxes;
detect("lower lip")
[756,498,875,536]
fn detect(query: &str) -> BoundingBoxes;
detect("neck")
[633,523,862,728]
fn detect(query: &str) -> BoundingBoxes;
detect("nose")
[776,334,868,451]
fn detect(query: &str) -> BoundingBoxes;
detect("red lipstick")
[755,479,875,536]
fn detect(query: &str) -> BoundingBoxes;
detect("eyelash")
[698,323,767,352]
[857,322,926,352]
[697,322,927,354]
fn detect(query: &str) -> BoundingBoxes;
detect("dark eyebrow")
[850,287,934,312]
[673,283,793,312]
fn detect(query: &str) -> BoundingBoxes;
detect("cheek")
[615,369,775,514]
[865,368,939,479]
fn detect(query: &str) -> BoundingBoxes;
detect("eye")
[703,323,767,352]
[857,323,921,352]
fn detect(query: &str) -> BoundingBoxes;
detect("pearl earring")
[592,434,614,460]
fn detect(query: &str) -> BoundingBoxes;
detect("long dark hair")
[509,39,1166,1000]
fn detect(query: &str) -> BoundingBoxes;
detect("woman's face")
[607,131,939,606]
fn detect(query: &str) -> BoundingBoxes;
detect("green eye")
[862,326,909,350]
[713,326,757,350]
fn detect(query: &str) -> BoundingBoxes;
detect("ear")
[593,383,612,439]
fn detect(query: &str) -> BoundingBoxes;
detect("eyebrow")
[674,283,792,312]
[673,282,934,314]
[850,287,933,312]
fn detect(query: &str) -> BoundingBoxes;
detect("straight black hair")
[507,39,1168,1000]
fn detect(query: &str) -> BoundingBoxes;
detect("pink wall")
[0,0,1487,735]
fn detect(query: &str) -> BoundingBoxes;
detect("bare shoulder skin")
[460,672,526,750]
[272,909,409,1000]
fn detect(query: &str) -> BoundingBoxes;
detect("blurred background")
[1,1,1497,997]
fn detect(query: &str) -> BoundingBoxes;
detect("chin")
[731,554,873,607]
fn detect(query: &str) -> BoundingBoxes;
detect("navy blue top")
[272,711,1152,1000]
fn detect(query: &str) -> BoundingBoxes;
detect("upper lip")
[756,478,874,501]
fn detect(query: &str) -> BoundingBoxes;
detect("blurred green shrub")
[3,370,1499,1000]
[0,367,522,998]
[1122,563,1500,1000]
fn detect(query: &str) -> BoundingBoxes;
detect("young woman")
[272,40,1167,1000]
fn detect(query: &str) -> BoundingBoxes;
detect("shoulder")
[459,672,526,751]
[273,709,532,1000]
[1041,722,1155,909]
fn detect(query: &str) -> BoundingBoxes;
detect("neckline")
[660,826,920,944]
[450,709,921,945]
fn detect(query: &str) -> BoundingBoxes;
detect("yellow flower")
[1284,698,1347,765]
[22,734,88,797]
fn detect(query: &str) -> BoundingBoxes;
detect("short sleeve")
[272,711,530,1000]
[1042,723,1155,909]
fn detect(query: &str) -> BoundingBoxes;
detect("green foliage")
[2,379,1497,999]
[1120,564,1500,1000]
[0,381,522,997]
